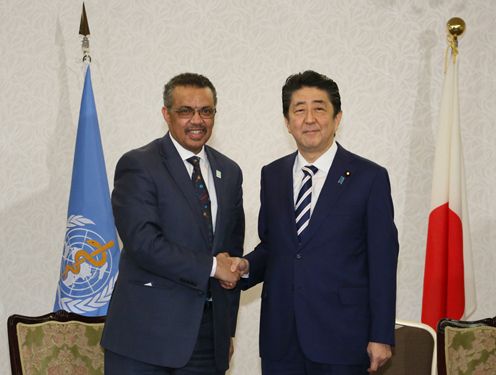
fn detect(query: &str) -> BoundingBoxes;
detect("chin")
[302,140,321,149]
[186,141,207,152]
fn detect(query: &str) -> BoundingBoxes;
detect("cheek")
[286,122,301,135]
[169,120,188,133]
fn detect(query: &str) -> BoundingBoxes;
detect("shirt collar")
[295,141,337,174]
[169,133,207,162]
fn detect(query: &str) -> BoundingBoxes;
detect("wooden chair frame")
[7,310,105,375]
[437,316,496,375]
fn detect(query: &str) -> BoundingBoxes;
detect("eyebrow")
[294,99,326,106]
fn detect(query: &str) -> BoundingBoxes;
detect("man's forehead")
[291,87,330,105]
[172,85,212,95]
[172,85,214,102]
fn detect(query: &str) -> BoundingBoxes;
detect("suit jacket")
[101,133,244,370]
[243,143,398,365]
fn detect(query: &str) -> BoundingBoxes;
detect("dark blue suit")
[101,133,244,371]
[243,143,398,367]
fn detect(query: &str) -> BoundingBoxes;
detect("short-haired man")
[102,73,245,375]
[231,70,399,374]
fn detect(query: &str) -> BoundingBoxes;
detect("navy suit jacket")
[243,143,398,365]
[101,133,244,370]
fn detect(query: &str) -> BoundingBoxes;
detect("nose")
[190,109,203,123]
[304,109,315,124]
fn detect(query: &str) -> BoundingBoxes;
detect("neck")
[299,141,334,164]
[300,152,320,164]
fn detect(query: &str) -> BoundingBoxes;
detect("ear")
[284,116,292,134]
[162,106,171,125]
[334,111,343,132]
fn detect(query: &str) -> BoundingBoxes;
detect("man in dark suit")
[102,73,245,375]
[229,71,399,374]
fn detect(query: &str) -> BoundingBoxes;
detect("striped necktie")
[295,165,318,242]
[187,156,214,247]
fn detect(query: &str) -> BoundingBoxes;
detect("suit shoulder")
[351,153,386,171]
[263,153,296,171]
[115,138,163,174]
[205,146,241,171]
[122,138,162,157]
[344,148,388,174]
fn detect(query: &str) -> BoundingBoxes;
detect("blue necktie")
[295,165,318,242]
[187,156,213,247]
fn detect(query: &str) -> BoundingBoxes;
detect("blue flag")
[54,66,120,316]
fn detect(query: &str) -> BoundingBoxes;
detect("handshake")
[213,252,249,289]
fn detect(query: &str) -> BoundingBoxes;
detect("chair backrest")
[7,310,106,375]
[376,319,436,375]
[437,316,496,375]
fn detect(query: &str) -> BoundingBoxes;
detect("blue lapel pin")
[338,171,351,185]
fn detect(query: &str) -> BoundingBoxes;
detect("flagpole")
[421,16,475,331]
[53,3,120,316]
[447,17,476,321]
[80,2,91,62]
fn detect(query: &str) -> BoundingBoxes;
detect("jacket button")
[296,254,302,260]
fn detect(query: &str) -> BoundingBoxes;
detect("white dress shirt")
[169,135,218,276]
[245,142,339,281]
[293,141,338,214]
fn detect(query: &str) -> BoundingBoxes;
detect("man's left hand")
[367,342,392,372]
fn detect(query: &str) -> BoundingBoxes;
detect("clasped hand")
[213,252,249,289]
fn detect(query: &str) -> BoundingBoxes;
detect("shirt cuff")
[210,256,217,277]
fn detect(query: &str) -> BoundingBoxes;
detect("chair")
[437,316,496,375]
[376,319,436,375]
[7,310,106,375]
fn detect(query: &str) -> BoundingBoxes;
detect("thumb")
[239,259,248,273]
[369,358,379,372]
[230,258,240,272]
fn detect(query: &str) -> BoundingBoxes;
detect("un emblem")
[57,215,119,313]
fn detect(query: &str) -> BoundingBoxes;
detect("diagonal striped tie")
[295,165,318,242]
[187,156,214,248]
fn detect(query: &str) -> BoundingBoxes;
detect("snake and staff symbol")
[63,239,115,280]
[60,224,118,295]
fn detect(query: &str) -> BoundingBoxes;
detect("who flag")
[54,66,120,316]
[421,48,475,330]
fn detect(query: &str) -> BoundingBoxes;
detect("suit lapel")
[279,152,299,247]
[159,133,211,246]
[299,144,353,248]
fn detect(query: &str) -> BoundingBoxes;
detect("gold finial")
[446,17,465,64]
[447,17,465,39]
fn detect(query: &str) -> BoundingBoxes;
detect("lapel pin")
[216,170,222,179]
[338,171,351,185]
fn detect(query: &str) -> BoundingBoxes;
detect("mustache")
[185,126,207,133]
